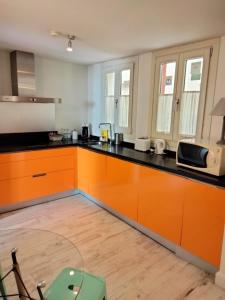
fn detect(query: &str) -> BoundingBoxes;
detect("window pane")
[156,61,176,133]
[121,69,130,96]
[118,96,129,127]
[106,72,115,96]
[105,72,115,124]
[159,62,176,95]
[179,57,204,136]
[118,69,131,128]
[184,58,203,92]
[106,96,115,124]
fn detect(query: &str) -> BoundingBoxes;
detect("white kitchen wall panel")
[0,102,55,133]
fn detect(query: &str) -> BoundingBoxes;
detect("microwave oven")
[176,140,225,176]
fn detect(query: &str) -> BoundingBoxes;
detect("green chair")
[43,268,107,300]
[0,249,107,300]
[0,264,7,300]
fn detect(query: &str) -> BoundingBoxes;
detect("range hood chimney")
[0,50,60,103]
[11,51,36,97]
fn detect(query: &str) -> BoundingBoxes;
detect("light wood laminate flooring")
[0,195,225,300]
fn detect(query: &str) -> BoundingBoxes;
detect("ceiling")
[0,0,225,65]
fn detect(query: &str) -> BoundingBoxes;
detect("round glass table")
[0,228,84,300]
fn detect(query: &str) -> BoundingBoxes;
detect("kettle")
[154,139,166,154]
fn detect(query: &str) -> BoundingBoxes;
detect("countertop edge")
[0,142,225,190]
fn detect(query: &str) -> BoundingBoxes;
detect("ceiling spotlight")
[50,30,76,53]
[66,35,75,52]
[67,39,73,52]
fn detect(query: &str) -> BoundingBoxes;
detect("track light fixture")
[66,35,75,52]
[50,31,76,53]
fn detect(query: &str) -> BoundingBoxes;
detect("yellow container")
[100,129,109,142]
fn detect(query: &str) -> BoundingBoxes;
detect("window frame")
[102,62,134,134]
[151,47,211,144]
[151,54,179,140]
[173,48,211,141]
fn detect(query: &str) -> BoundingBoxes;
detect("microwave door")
[178,143,209,168]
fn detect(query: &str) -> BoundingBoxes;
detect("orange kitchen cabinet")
[0,169,76,207]
[0,147,77,208]
[77,148,107,200]
[138,166,186,245]
[0,155,76,181]
[0,147,76,164]
[181,180,225,267]
[101,156,140,221]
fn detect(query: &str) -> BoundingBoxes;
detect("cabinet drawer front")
[0,147,76,164]
[0,169,76,207]
[0,155,75,181]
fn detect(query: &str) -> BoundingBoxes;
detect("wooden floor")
[1,195,225,300]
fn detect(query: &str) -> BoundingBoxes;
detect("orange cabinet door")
[138,166,186,245]
[181,180,225,267]
[0,169,76,207]
[101,156,140,221]
[77,148,107,199]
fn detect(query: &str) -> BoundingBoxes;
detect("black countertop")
[0,139,225,189]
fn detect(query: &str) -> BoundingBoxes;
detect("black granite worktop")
[0,134,225,189]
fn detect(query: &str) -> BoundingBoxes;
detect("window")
[104,63,133,133]
[152,48,211,142]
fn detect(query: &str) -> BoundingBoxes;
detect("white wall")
[135,52,153,138]
[0,50,88,133]
[210,36,225,141]
[35,56,88,132]
[88,63,102,136]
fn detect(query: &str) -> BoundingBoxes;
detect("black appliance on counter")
[81,125,90,140]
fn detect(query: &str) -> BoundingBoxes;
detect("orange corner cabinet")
[181,180,225,267]
[138,166,186,245]
[77,147,107,201]
[101,156,140,221]
[0,147,77,208]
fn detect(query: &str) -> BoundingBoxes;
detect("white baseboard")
[215,271,225,289]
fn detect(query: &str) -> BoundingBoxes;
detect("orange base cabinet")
[101,156,140,221]
[138,166,186,245]
[0,169,76,207]
[181,180,225,267]
[0,147,77,208]
[77,148,107,200]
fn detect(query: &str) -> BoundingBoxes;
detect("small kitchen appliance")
[72,130,78,140]
[114,133,123,145]
[176,139,225,176]
[135,137,150,152]
[154,139,166,154]
[81,124,90,140]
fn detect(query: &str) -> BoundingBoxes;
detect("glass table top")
[0,228,84,299]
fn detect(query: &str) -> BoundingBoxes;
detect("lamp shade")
[211,98,225,116]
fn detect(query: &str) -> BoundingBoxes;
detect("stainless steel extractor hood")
[0,50,61,103]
